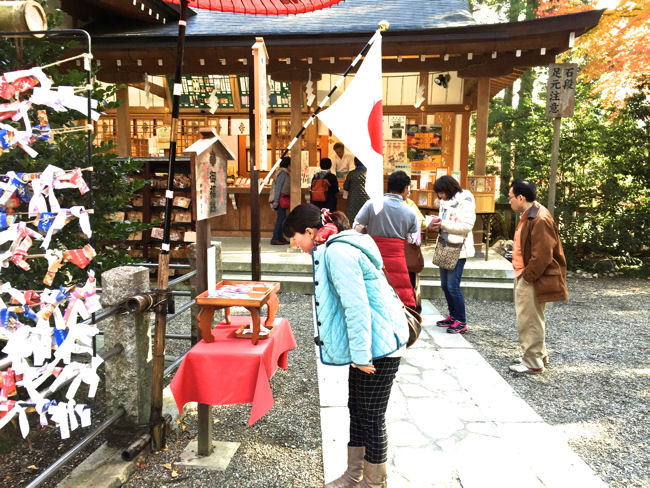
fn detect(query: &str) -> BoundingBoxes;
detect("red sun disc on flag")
[367,100,383,155]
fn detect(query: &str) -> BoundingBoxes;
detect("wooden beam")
[384,104,468,115]
[93,48,564,84]
[458,51,559,78]
[474,78,490,176]
[116,85,130,157]
[132,81,167,99]
[270,67,322,83]
[290,80,302,210]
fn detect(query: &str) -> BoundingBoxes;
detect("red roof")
[163,0,345,15]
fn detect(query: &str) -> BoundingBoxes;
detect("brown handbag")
[381,266,422,348]
[431,237,463,271]
[404,241,424,273]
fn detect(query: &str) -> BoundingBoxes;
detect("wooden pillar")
[474,77,490,176]
[460,111,471,188]
[306,81,318,166]
[419,71,428,125]
[290,80,303,209]
[116,85,131,157]
[195,218,212,455]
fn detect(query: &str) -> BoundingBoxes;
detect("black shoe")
[446,321,467,334]
[436,316,455,327]
[271,239,287,245]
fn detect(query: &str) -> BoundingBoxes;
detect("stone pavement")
[318,300,607,488]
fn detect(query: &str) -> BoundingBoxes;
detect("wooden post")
[195,216,212,456]
[548,117,561,217]
[249,53,261,281]
[116,85,131,157]
[459,110,471,188]
[150,253,169,451]
[290,80,303,209]
[474,77,490,176]
[306,82,318,166]
[151,0,189,453]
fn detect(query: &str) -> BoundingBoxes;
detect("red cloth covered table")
[170,316,296,425]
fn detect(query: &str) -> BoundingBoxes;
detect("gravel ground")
[125,291,324,488]
[3,278,647,488]
[433,277,650,488]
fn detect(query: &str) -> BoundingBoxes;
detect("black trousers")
[347,357,401,464]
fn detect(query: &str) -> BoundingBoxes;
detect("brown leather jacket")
[520,203,569,303]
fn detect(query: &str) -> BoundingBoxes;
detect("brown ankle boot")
[324,446,365,488]
[358,461,387,488]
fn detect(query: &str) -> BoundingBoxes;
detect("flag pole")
[151,0,189,453]
[259,20,389,193]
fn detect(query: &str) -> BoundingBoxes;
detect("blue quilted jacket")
[312,230,409,366]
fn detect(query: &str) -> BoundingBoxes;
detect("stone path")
[318,300,608,488]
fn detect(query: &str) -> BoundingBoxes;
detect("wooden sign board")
[252,38,269,171]
[546,63,578,119]
[185,131,236,221]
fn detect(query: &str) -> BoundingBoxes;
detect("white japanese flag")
[317,32,384,213]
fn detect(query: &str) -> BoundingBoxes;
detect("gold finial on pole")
[378,20,390,32]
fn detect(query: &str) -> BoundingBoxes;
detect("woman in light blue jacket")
[283,204,408,488]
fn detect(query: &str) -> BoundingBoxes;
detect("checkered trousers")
[348,357,401,464]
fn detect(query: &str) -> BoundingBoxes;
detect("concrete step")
[223,262,513,282]
[222,272,514,301]
[420,279,513,301]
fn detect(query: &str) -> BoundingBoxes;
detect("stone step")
[222,272,514,301]
[223,261,513,282]
[420,279,513,301]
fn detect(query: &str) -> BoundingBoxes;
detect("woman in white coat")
[428,175,476,333]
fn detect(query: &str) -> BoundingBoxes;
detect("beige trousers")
[514,276,547,369]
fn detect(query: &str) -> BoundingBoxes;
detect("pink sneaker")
[446,320,467,334]
[436,316,455,327]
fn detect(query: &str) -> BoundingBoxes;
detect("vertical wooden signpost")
[185,130,234,456]
[250,38,267,281]
[546,63,577,217]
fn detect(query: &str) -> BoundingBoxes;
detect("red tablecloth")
[170,316,296,425]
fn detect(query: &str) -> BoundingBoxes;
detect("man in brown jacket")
[508,180,568,374]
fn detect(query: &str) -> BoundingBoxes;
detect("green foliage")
[0,11,149,288]
[488,73,649,275]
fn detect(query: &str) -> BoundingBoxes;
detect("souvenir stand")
[0,28,106,443]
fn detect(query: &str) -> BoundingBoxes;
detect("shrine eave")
[89,9,602,92]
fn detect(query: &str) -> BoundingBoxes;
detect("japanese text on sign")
[195,149,227,220]
[546,63,578,118]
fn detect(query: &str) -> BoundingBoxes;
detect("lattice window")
[94,118,116,149]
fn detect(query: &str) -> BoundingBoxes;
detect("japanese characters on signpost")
[546,63,577,216]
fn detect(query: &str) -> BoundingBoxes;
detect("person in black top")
[311,158,340,212]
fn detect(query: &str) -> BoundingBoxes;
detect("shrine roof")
[85,0,477,38]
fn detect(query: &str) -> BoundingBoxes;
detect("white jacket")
[439,189,476,259]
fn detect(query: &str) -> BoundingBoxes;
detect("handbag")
[404,241,424,273]
[279,193,290,209]
[381,266,422,348]
[431,237,463,271]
